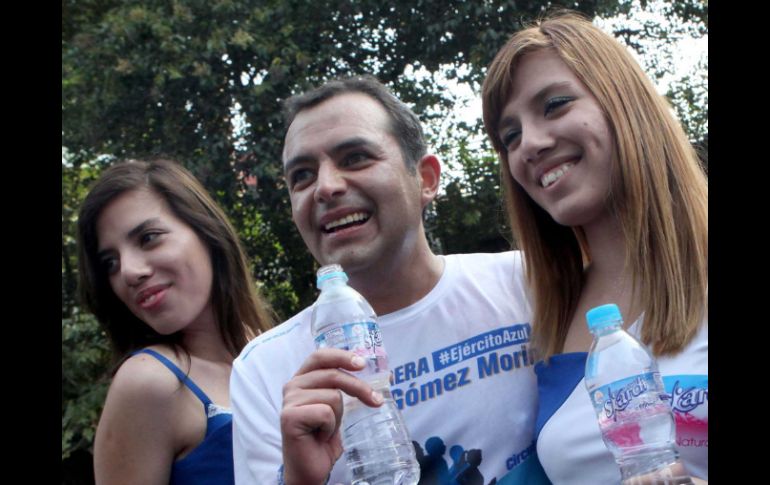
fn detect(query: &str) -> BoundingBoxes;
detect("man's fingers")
[295,348,367,375]
[281,403,339,442]
[285,349,383,407]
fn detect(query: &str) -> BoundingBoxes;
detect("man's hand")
[280,348,384,485]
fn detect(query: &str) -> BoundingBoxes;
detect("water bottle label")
[590,372,670,426]
[315,320,389,375]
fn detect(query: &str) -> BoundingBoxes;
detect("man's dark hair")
[283,75,427,172]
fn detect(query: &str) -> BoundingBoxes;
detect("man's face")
[283,92,426,277]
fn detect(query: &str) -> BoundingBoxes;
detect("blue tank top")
[133,348,234,485]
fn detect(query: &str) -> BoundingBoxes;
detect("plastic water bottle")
[311,264,420,485]
[584,304,693,484]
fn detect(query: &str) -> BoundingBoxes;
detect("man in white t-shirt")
[231,76,547,485]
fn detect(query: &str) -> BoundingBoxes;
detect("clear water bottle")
[311,264,420,485]
[584,304,693,485]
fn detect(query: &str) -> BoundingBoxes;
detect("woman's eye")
[501,130,521,150]
[101,256,119,275]
[140,231,163,246]
[544,96,574,116]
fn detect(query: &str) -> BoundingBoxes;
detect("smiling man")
[230,76,546,485]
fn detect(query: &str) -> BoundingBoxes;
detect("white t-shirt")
[231,251,549,484]
[535,318,708,484]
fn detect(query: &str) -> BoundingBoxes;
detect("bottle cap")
[586,304,623,332]
[316,264,348,288]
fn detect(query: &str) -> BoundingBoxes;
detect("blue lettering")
[451,347,460,362]
[393,388,404,410]
[477,352,500,378]
[392,367,475,409]
[477,346,533,380]
[405,383,419,407]
[670,380,708,413]
[457,367,471,387]
[392,357,431,385]
[500,353,513,371]
[421,378,443,401]
[404,362,416,381]
[462,343,471,357]
[394,366,405,384]
[418,357,430,375]
[506,441,537,470]
[603,376,653,421]
[444,371,457,391]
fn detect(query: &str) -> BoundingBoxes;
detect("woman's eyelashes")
[500,96,576,150]
[501,129,521,150]
[99,230,165,275]
[139,230,164,247]
[544,96,574,116]
[101,255,119,275]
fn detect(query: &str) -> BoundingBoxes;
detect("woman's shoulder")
[109,346,186,407]
[95,348,190,482]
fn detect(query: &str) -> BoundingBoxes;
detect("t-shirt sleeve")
[231,351,284,485]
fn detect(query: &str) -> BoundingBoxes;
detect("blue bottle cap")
[316,264,348,288]
[585,304,624,332]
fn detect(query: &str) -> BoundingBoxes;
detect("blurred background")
[61,1,707,483]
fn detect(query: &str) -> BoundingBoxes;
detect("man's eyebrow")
[283,137,377,176]
[96,218,160,259]
[330,137,375,154]
[283,154,314,177]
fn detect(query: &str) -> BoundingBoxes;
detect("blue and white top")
[134,348,235,485]
[534,317,708,484]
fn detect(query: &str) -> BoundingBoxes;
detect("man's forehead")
[290,92,387,131]
[282,93,390,163]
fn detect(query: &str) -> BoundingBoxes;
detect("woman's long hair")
[482,12,708,358]
[77,158,274,364]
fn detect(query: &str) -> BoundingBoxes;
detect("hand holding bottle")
[280,348,383,485]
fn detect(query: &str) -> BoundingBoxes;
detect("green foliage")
[666,56,708,148]
[430,137,512,254]
[62,311,111,461]
[62,152,108,316]
[599,0,708,145]
[62,0,625,316]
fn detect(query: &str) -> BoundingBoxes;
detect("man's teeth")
[325,212,369,231]
[541,162,575,188]
[142,293,158,305]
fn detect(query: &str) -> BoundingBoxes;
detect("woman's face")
[496,49,615,229]
[96,188,215,335]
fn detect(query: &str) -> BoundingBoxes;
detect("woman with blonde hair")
[482,12,707,484]
[78,158,274,484]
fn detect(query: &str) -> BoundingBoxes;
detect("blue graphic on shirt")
[663,375,708,413]
[432,325,531,371]
[412,437,537,485]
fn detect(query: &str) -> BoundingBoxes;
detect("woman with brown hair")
[482,12,707,484]
[77,158,274,484]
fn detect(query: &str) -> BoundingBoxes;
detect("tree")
[62,0,624,313]
[597,0,708,151]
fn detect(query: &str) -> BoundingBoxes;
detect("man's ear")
[416,154,441,209]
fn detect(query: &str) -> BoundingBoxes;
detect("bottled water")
[584,304,693,484]
[311,264,420,485]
